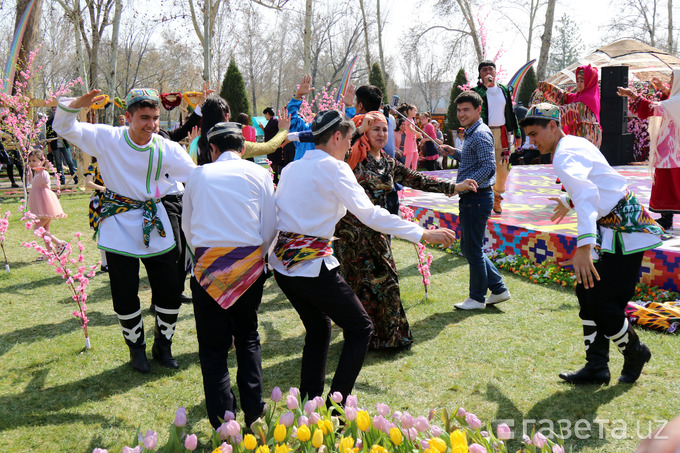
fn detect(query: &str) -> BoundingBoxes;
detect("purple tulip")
[220,443,233,453]
[185,434,198,451]
[121,447,140,453]
[304,400,317,415]
[234,434,243,444]
[457,407,466,418]
[271,387,282,403]
[280,411,295,427]
[309,412,321,425]
[428,409,436,421]
[291,426,297,438]
[344,406,357,422]
[286,395,299,410]
[330,391,343,403]
[345,395,358,407]
[481,431,489,438]
[392,411,402,420]
[419,439,430,450]
[430,425,442,437]
[414,416,430,433]
[522,434,532,445]
[372,415,387,433]
[92,449,108,453]
[376,403,390,416]
[497,423,512,440]
[533,432,547,448]
[298,415,309,427]
[355,439,363,449]
[217,423,229,440]
[465,412,482,430]
[400,411,414,429]
[224,410,235,422]
[288,387,300,397]
[313,396,325,409]
[174,407,187,427]
[143,430,157,450]
[552,445,565,453]
[226,420,241,437]
[469,443,485,453]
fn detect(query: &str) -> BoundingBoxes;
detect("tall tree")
[445,68,467,139]
[358,0,371,70]
[105,0,123,124]
[504,0,548,61]
[220,58,250,120]
[536,0,556,81]
[12,0,44,93]
[546,14,583,76]
[303,0,312,74]
[369,63,388,104]
[376,0,386,78]
[607,0,660,49]
[517,66,537,106]
[669,0,674,53]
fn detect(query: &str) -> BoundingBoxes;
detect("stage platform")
[404,165,680,292]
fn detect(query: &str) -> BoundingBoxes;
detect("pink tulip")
[419,439,429,450]
[92,449,108,453]
[143,430,157,450]
[226,420,241,437]
[313,396,325,409]
[185,434,198,451]
[271,387,282,402]
[121,447,140,453]
[400,411,414,429]
[224,410,235,422]
[372,415,387,433]
[330,391,343,403]
[286,395,299,410]
[430,425,442,437]
[414,415,430,432]
[220,442,233,453]
[309,412,321,425]
[174,407,187,427]
[217,423,229,440]
[303,400,316,415]
[376,403,390,416]
[469,443,485,453]
[533,432,547,448]
[392,411,402,420]
[496,423,511,440]
[465,412,482,430]
[345,395,358,407]
[552,446,565,453]
[457,407,466,417]
[344,406,357,422]
[280,411,295,427]
[298,415,309,427]
[288,387,300,397]
[522,434,532,445]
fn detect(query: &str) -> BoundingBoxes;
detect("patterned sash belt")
[194,246,264,309]
[597,190,664,235]
[97,189,166,247]
[273,231,334,270]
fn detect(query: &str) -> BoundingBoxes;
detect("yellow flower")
[389,427,403,446]
[450,430,468,453]
[356,410,371,432]
[256,446,270,453]
[338,436,354,451]
[369,445,388,453]
[275,444,291,453]
[317,420,329,435]
[274,424,287,443]
[243,434,258,450]
[429,437,447,453]
[324,419,334,435]
[297,424,311,442]
[312,428,324,448]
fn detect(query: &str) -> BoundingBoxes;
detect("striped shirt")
[452,119,496,188]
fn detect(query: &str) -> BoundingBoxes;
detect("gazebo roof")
[546,38,680,85]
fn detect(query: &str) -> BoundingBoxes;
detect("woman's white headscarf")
[649,68,680,172]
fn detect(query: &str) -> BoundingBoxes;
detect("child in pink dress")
[27,149,67,256]
[398,103,419,170]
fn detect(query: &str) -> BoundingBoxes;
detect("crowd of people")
[7,59,674,436]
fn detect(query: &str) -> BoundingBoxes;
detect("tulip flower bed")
[93,389,566,453]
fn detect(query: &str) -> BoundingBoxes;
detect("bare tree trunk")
[526,0,536,60]
[669,0,674,53]
[203,0,211,82]
[359,0,371,69]
[105,0,122,124]
[303,0,312,74]
[536,0,556,81]
[457,0,483,61]
[376,0,386,78]
[13,0,43,94]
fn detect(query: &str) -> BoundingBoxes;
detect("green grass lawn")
[0,193,678,452]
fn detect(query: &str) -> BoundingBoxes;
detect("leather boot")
[493,193,503,214]
[609,320,651,384]
[559,320,610,385]
[152,306,180,369]
[117,308,150,373]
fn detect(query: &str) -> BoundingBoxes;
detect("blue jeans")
[458,189,506,302]
[53,145,76,183]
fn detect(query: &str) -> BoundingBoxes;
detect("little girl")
[27,149,67,257]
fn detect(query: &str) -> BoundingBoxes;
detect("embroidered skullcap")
[311,110,343,136]
[524,103,561,123]
[126,88,160,108]
[207,122,243,142]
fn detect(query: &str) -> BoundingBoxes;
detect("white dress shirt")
[554,135,662,255]
[486,85,506,127]
[269,149,424,277]
[182,151,276,256]
[53,99,196,257]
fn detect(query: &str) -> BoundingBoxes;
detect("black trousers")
[106,248,181,317]
[424,159,442,171]
[6,151,23,185]
[575,245,644,337]
[162,194,188,295]
[274,264,373,405]
[191,273,266,429]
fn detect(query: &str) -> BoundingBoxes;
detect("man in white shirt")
[269,110,456,406]
[521,103,663,385]
[472,61,521,214]
[53,88,196,373]
[182,122,275,429]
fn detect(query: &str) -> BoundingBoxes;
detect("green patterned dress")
[334,151,456,350]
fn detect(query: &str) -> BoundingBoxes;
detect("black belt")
[162,194,183,202]
[459,186,492,196]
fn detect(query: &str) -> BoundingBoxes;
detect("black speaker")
[600,133,634,166]
[600,96,628,135]
[601,66,628,99]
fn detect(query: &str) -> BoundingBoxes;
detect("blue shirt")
[452,119,496,188]
[383,114,396,158]
[287,97,315,160]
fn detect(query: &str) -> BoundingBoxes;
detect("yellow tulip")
[243,434,258,450]
[389,427,403,446]
[256,446,270,453]
[324,419,334,435]
[356,410,371,432]
[297,424,311,442]
[429,437,447,453]
[450,429,468,452]
[317,420,329,435]
[369,445,387,453]
[275,444,291,453]
[339,436,354,451]
[274,424,287,443]
[312,428,324,448]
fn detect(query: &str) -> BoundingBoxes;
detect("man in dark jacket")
[472,61,521,214]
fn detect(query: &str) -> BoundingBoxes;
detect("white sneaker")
[486,290,511,305]
[454,298,486,310]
